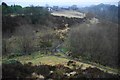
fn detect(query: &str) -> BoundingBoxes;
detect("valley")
[1,2,120,79]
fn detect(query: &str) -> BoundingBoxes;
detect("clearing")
[51,10,86,18]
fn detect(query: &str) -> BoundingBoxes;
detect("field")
[51,10,86,18]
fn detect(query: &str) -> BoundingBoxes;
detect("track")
[52,44,119,75]
[19,44,119,75]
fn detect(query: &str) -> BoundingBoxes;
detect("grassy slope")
[51,10,85,18]
[11,52,94,69]
[59,48,119,74]
[3,52,118,75]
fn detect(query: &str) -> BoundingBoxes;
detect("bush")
[3,59,18,64]
[59,48,69,53]
[2,61,119,79]
[53,69,64,79]
[15,52,25,56]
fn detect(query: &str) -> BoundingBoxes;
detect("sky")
[1,0,119,7]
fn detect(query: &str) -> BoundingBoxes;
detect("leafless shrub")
[67,22,118,68]
[13,25,35,54]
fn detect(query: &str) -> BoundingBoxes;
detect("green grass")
[16,55,96,70]
[3,59,18,64]
[59,47,69,53]
[78,58,118,74]
[54,52,66,57]
[15,52,46,61]
[21,56,70,66]
[3,52,95,69]
[15,52,25,56]
[4,51,46,62]
[2,51,119,75]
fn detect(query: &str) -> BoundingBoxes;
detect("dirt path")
[17,43,119,75]
[53,44,119,75]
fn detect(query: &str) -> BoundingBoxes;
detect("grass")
[2,51,119,75]
[15,52,46,61]
[59,47,69,53]
[21,54,67,65]
[54,52,66,57]
[22,56,69,66]
[19,55,95,70]
[3,52,46,61]
[4,51,95,69]
[51,10,85,18]
[3,59,18,64]
[78,58,119,74]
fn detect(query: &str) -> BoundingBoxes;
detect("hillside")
[2,2,119,79]
[3,52,119,79]
[79,3,118,23]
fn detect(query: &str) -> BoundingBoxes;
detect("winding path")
[18,43,119,75]
[53,44,119,75]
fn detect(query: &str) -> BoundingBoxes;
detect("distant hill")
[118,1,120,24]
[79,3,118,23]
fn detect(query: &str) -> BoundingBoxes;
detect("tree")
[39,30,53,54]
[24,6,49,24]
[14,25,34,54]
[12,5,23,14]
[2,2,9,14]
[67,22,118,68]
[70,5,78,10]
[2,2,23,14]
[52,6,59,11]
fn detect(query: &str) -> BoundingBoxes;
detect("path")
[53,44,119,75]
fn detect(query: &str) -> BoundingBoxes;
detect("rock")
[65,73,70,77]
[38,74,44,79]
[32,72,44,79]
[65,71,77,77]
[69,71,77,76]
[32,72,38,78]
[50,71,53,74]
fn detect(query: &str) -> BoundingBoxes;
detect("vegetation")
[2,2,119,79]
[2,59,18,64]
[80,3,118,23]
[66,22,118,68]
[2,61,119,79]
[2,2,23,14]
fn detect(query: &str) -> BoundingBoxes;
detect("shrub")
[15,52,25,56]
[3,59,18,64]
[59,48,69,53]
[53,69,64,79]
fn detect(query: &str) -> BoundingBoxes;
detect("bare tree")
[14,25,34,54]
[67,22,118,68]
